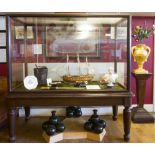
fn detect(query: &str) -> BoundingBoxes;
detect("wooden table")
[7,82,132,142]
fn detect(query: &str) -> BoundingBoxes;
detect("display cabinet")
[6,13,132,142]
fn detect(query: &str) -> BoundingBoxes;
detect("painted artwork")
[15,26,34,39]
[45,24,100,57]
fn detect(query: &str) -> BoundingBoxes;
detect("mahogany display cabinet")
[6,13,132,142]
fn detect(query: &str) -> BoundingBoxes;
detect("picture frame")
[0,16,6,30]
[0,32,6,46]
[15,26,24,39]
[0,49,6,63]
[27,26,34,39]
[45,24,100,58]
[116,27,127,40]
[15,26,34,39]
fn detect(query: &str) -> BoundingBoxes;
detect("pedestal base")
[43,117,106,143]
[131,107,154,123]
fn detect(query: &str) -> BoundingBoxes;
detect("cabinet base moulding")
[42,117,106,143]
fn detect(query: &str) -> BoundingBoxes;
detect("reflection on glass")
[9,16,128,91]
[0,16,6,30]
[0,33,6,46]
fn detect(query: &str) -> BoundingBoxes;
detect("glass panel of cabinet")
[7,14,130,92]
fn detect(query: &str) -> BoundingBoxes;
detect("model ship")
[62,54,94,83]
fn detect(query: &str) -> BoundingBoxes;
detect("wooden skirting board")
[42,117,106,143]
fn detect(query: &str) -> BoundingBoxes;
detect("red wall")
[132,17,154,104]
[0,64,7,76]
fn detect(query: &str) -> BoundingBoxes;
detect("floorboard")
[0,115,155,143]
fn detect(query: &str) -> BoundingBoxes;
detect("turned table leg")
[112,105,118,121]
[123,106,131,142]
[8,107,16,142]
[24,106,30,121]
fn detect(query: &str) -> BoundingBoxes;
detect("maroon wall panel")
[0,64,7,76]
[132,17,154,104]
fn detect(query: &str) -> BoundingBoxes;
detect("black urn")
[42,110,65,136]
[74,106,82,117]
[89,109,100,123]
[45,125,56,136]
[66,106,82,118]
[49,111,60,125]
[42,121,50,131]
[84,109,106,134]
[92,122,104,134]
[84,121,93,131]
[98,119,106,128]
[66,106,75,118]
[56,122,65,132]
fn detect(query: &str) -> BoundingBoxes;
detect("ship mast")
[66,54,70,75]
[77,53,81,75]
[86,56,89,75]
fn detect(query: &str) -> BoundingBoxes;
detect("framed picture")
[15,26,24,39]
[27,26,34,39]
[0,32,6,46]
[15,26,34,39]
[0,16,6,30]
[45,24,100,57]
[0,49,6,63]
[116,27,127,40]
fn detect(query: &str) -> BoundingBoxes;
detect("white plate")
[24,76,38,90]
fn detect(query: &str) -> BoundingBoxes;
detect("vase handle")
[132,46,137,62]
[145,46,151,61]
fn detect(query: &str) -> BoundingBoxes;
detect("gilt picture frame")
[15,26,34,39]
[45,23,100,58]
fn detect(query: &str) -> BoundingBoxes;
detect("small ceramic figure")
[100,67,118,87]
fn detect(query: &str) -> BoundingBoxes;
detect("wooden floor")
[0,115,155,143]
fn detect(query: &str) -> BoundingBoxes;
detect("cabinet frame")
[6,13,132,142]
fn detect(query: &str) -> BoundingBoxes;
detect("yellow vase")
[132,44,150,74]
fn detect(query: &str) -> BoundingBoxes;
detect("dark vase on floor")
[75,106,82,117]
[93,122,104,134]
[84,121,93,131]
[89,109,100,123]
[56,122,65,132]
[66,106,75,117]
[66,106,82,118]
[84,109,106,134]
[42,110,65,136]
[45,125,56,136]
[42,121,50,131]
[49,111,60,125]
[98,120,106,128]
